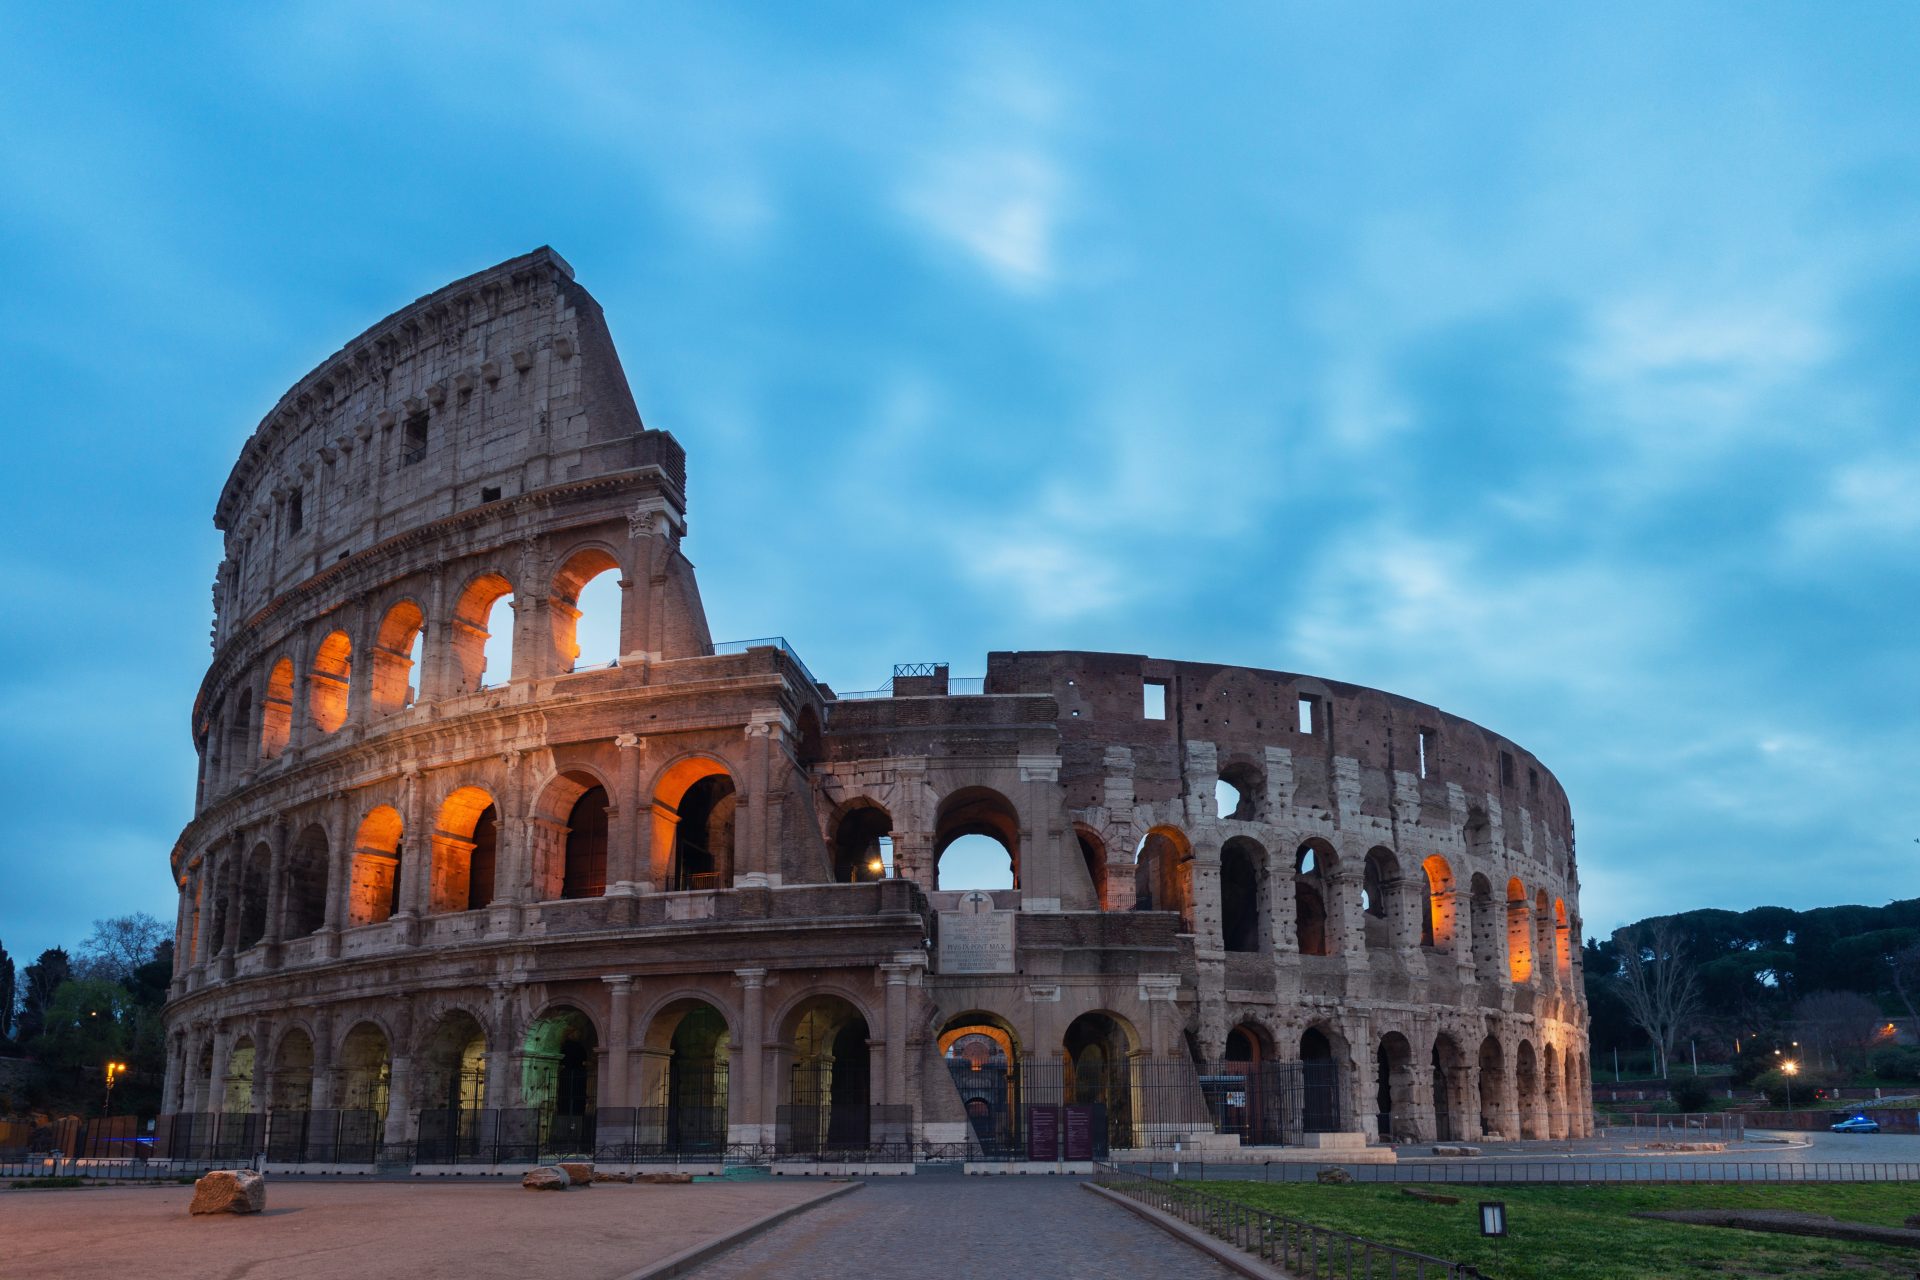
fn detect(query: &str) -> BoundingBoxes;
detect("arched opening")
[1422,854,1456,950]
[223,1037,256,1113]
[1076,826,1108,910]
[793,706,824,768]
[348,805,404,926]
[522,1007,597,1150]
[550,547,623,671]
[1543,1042,1564,1139]
[284,824,330,937]
[1477,1035,1507,1138]
[416,1011,488,1162]
[832,804,893,884]
[562,785,609,899]
[268,1028,314,1113]
[1216,761,1262,821]
[228,688,254,775]
[648,757,737,892]
[1469,874,1500,981]
[1432,1033,1466,1142]
[1506,877,1533,983]
[1361,847,1396,949]
[1219,837,1265,953]
[1554,898,1573,981]
[451,571,514,691]
[371,600,425,715]
[1515,1040,1540,1139]
[939,1013,1020,1155]
[1295,841,1333,956]
[429,786,498,914]
[1210,1023,1282,1144]
[308,630,352,734]
[195,1041,215,1114]
[935,788,1020,892]
[782,995,871,1153]
[236,842,270,950]
[641,1000,731,1154]
[1534,889,1553,983]
[339,1022,392,1121]
[1064,1011,1135,1152]
[1376,1031,1415,1142]
[1300,1026,1342,1132]
[261,659,293,759]
[1133,827,1192,926]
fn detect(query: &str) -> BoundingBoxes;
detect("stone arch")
[429,785,498,914]
[1375,1030,1416,1142]
[308,630,352,734]
[227,685,254,776]
[1218,1021,1282,1144]
[1468,874,1500,981]
[1543,1041,1565,1139]
[1554,897,1573,981]
[261,657,294,759]
[338,1021,392,1121]
[648,754,737,892]
[520,1005,598,1141]
[223,1034,257,1113]
[1361,846,1398,949]
[1422,854,1457,950]
[1064,1010,1137,1150]
[1220,836,1266,953]
[1506,876,1533,983]
[284,822,330,937]
[1134,826,1192,927]
[268,1024,315,1112]
[831,800,892,884]
[1295,839,1337,956]
[416,1008,490,1116]
[935,786,1022,892]
[639,997,732,1153]
[236,841,271,950]
[1514,1038,1541,1139]
[548,543,623,672]
[940,1010,1022,1155]
[370,598,426,715]
[1534,888,1553,982]
[1299,1023,1345,1133]
[348,805,404,926]
[530,766,615,900]
[1216,756,1264,821]
[450,569,514,691]
[779,993,874,1152]
[1074,824,1109,911]
[792,705,824,768]
[1431,1031,1469,1142]
[1476,1035,1507,1137]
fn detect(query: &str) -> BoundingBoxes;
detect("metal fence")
[1116,1158,1920,1185]
[1596,1112,1748,1140]
[1096,1163,1482,1279]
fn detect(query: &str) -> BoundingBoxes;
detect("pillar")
[207,1025,233,1115]
[608,734,645,894]
[743,720,771,884]
[394,765,426,933]
[881,963,910,1108]
[733,968,767,1143]
[263,814,290,949]
[603,976,635,1109]
[309,1012,336,1110]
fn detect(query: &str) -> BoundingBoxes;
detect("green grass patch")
[8,1176,86,1189]
[1196,1181,1920,1279]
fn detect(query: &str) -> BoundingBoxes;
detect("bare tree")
[1613,920,1702,1079]
[73,914,168,986]
[1792,990,1883,1071]
[1888,941,1920,1025]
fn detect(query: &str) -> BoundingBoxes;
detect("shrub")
[1669,1075,1715,1112]
[1755,1067,1838,1109]
[1871,1045,1920,1084]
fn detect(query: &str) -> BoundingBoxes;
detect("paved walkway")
[691,1175,1242,1280]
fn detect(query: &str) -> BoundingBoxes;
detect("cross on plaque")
[959,891,993,915]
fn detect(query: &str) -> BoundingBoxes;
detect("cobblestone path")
[690,1175,1243,1279]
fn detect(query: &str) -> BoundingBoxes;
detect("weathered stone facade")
[163,248,1592,1159]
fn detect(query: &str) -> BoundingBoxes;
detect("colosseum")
[161,247,1592,1170]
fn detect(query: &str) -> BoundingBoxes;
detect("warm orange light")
[1782,1060,1799,1077]
[868,858,885,874]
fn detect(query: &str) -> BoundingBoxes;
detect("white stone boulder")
[189,1169,267,1216]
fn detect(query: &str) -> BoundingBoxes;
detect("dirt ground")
[0,1177,843,1280]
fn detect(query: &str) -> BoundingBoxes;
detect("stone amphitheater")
[162,247,1592,1169]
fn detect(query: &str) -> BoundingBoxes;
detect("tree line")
[1585,897,1920,1099]
[0,915,171,1118]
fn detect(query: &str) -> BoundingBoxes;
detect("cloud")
[953,530,1126,622]
[1782,452,1920,560]
[899,145,1065,292]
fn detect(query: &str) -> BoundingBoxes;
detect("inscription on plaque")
[938,891,1016,974]
[1027,1105,1060,1161]
[1063,1104,1097,1161]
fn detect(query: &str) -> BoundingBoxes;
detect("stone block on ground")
[189,1169,266,1216]
[638,1171,695,1184]
[558,1161,594,1185]
[1316,1167,1354,1184]
[522,1165,569,1191]
[592,1170,635,1183]
[1431,1144,1482,1157]
[1402,1187,1462,1205]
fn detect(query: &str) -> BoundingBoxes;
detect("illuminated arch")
[308,630,351,733]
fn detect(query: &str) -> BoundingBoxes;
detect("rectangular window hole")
[1500,750,1515,787]
[1142,680,1167,721]
[1298,694,1321,736]
[287,488,303,534]
[481,485,502,503]
[402,413,429,466]
[1418,727,1436,779]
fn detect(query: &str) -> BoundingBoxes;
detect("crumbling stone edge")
[1082,1182,1292,1280]
[615,1180,865,1280]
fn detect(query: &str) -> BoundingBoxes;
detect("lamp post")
[103,1061,128,1117]
[1782,1059,1799,1112]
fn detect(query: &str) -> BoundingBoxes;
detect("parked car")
[1830,1115,1881,1134]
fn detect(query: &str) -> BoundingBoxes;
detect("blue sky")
[3,3,1917,967]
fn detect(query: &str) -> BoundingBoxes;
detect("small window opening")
[287,489,304,535]
[1418,727,1436,779]
[1214,778,1242,820]
[1143,680,1167,721]
[1298,694,1320,735]
[1528,767,1539,797]
[1500,751,1515,787]
[481,485,501,503]
[402,413,429,466]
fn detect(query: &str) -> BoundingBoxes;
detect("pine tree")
[0,941,14,1043]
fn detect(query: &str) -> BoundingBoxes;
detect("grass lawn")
[1198,1181,1920,1278]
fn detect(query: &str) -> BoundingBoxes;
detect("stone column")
[881,963,911,1108]
[393,765,426,939]
[1266,841,1298,956]
[743,719,771,884]
[621,506,659,661]
[207,1025,233,1115]
[1451,885,1477,984]
[608,734,644,894]
[603,976,635,1109]
[419,567,449,702]
[484,983,515,1110]
[383,1005,415,1147]
[309,1011,336,1110]
[252,1016,274,1116]
[1190,835,1223,952]
[263,813,290,953]
[733,968,767,1143]
[1139,974,1182,1059]
[322,793,351,953]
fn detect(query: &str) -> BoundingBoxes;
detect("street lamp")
[103,1061,128,1116]
[1782,1059,1799,1112]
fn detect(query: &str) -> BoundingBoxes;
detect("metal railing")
[707,636,820,687]
[1096,1163,1482,1279]
[1598,1111,1747,1140]
[1115,1158,1920,1184]
[835,677,987,700]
